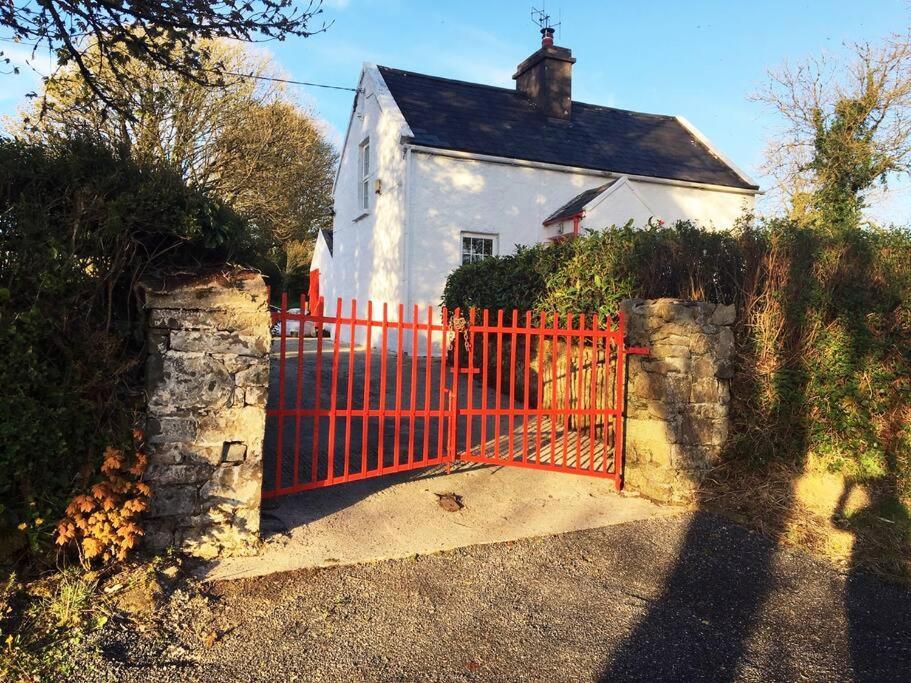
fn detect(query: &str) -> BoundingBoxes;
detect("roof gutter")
[403,143,761,196]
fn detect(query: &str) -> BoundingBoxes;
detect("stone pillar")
[139,270,271,558]
[621,298,735,504]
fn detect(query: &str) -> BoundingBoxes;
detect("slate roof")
[543,180,618,224]
[377,66,757,191]
[320,229,333,255]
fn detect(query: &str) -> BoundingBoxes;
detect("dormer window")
[358,137,370,211]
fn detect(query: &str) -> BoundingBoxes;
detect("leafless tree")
[755,30,911,223]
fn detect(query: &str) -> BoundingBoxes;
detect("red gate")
[264,279,647,499]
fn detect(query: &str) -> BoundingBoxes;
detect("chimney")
[513,27,576,119]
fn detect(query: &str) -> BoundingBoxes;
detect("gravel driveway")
[76,512,911,682]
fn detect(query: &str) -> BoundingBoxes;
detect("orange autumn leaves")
[56,434,151,564]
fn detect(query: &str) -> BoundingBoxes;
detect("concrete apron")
[202,463,674,581]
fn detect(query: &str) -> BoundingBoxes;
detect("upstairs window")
[358,138,370,211]
[461,232,497,265]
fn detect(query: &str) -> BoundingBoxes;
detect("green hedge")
[0,136,257,558]
[443,221,911,501]
[443,222,746,319]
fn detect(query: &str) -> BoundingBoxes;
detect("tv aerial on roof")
[531,5,562,39]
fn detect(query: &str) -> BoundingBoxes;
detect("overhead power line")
[220,69,359,92]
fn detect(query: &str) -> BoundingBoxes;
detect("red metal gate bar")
[508,309,518,463]
[274,291,287,491]
[480,308,490,458]
[588,313,600,473]
[494,308,503,461]
[293,291,305,489]
[311,296,324,486]
[561,314,573,468]
[408,304,419,468]
[521,310,532,465]
[326,298,343,486]
[464,307,476,458]
[574,314,586,469]
[362,300,373,476]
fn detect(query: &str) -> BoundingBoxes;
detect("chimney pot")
[541,27,555,47]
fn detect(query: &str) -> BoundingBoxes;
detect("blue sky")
[2,0,909,220]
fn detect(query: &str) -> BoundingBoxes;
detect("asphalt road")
[76,512,911,682]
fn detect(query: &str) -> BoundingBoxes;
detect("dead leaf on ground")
[201,629,218,648]
[435,492,464,512]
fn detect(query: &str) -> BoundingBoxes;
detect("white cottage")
[312,28,759,323]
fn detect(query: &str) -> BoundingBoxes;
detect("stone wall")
[139,270,271,558]
[621,298,735,504]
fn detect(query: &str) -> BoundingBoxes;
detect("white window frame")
[358,137,371,212]
[460,231,498,265]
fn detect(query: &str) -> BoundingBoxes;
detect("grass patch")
[700,460,911,585]
[0,569,109,682]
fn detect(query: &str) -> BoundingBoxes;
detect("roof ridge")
[377,65,518,95]
[376,65,677,121]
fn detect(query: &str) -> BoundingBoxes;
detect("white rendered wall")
[310,230,333,297]
[407,151,755,316]
[325,65,411,346]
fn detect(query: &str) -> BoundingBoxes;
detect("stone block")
[178,523,257,560]
[149,352,233,410]
[652,356,690,374]
[692,356,718,379]
[171,330,269,356]
[149,307,268,333]
[627,416,678,449]
[230,505,261,535]
[144,525,176,551]
[710,303,736,326]
[680,415,727,447]
[232,387,246,406]
[178,444,224,466]
[716,327,735,360]
[145,463,213,486]
[149,485,197,518]
[187,505,235,528]
[148,329,170,353]
[689,333,715,355]
[689,402,729,420]
[690,378,723,404]
[147,416,197,444]
[222,442,247,463]
[200,462,261,505]
[235,363,270,387]
[715,360,735,380]
[149,444,183,466]
[244,386,269,406]
[141,271,268,312]
[649,343,691,359]
[197,407,266,451]
[654,299,701,323]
